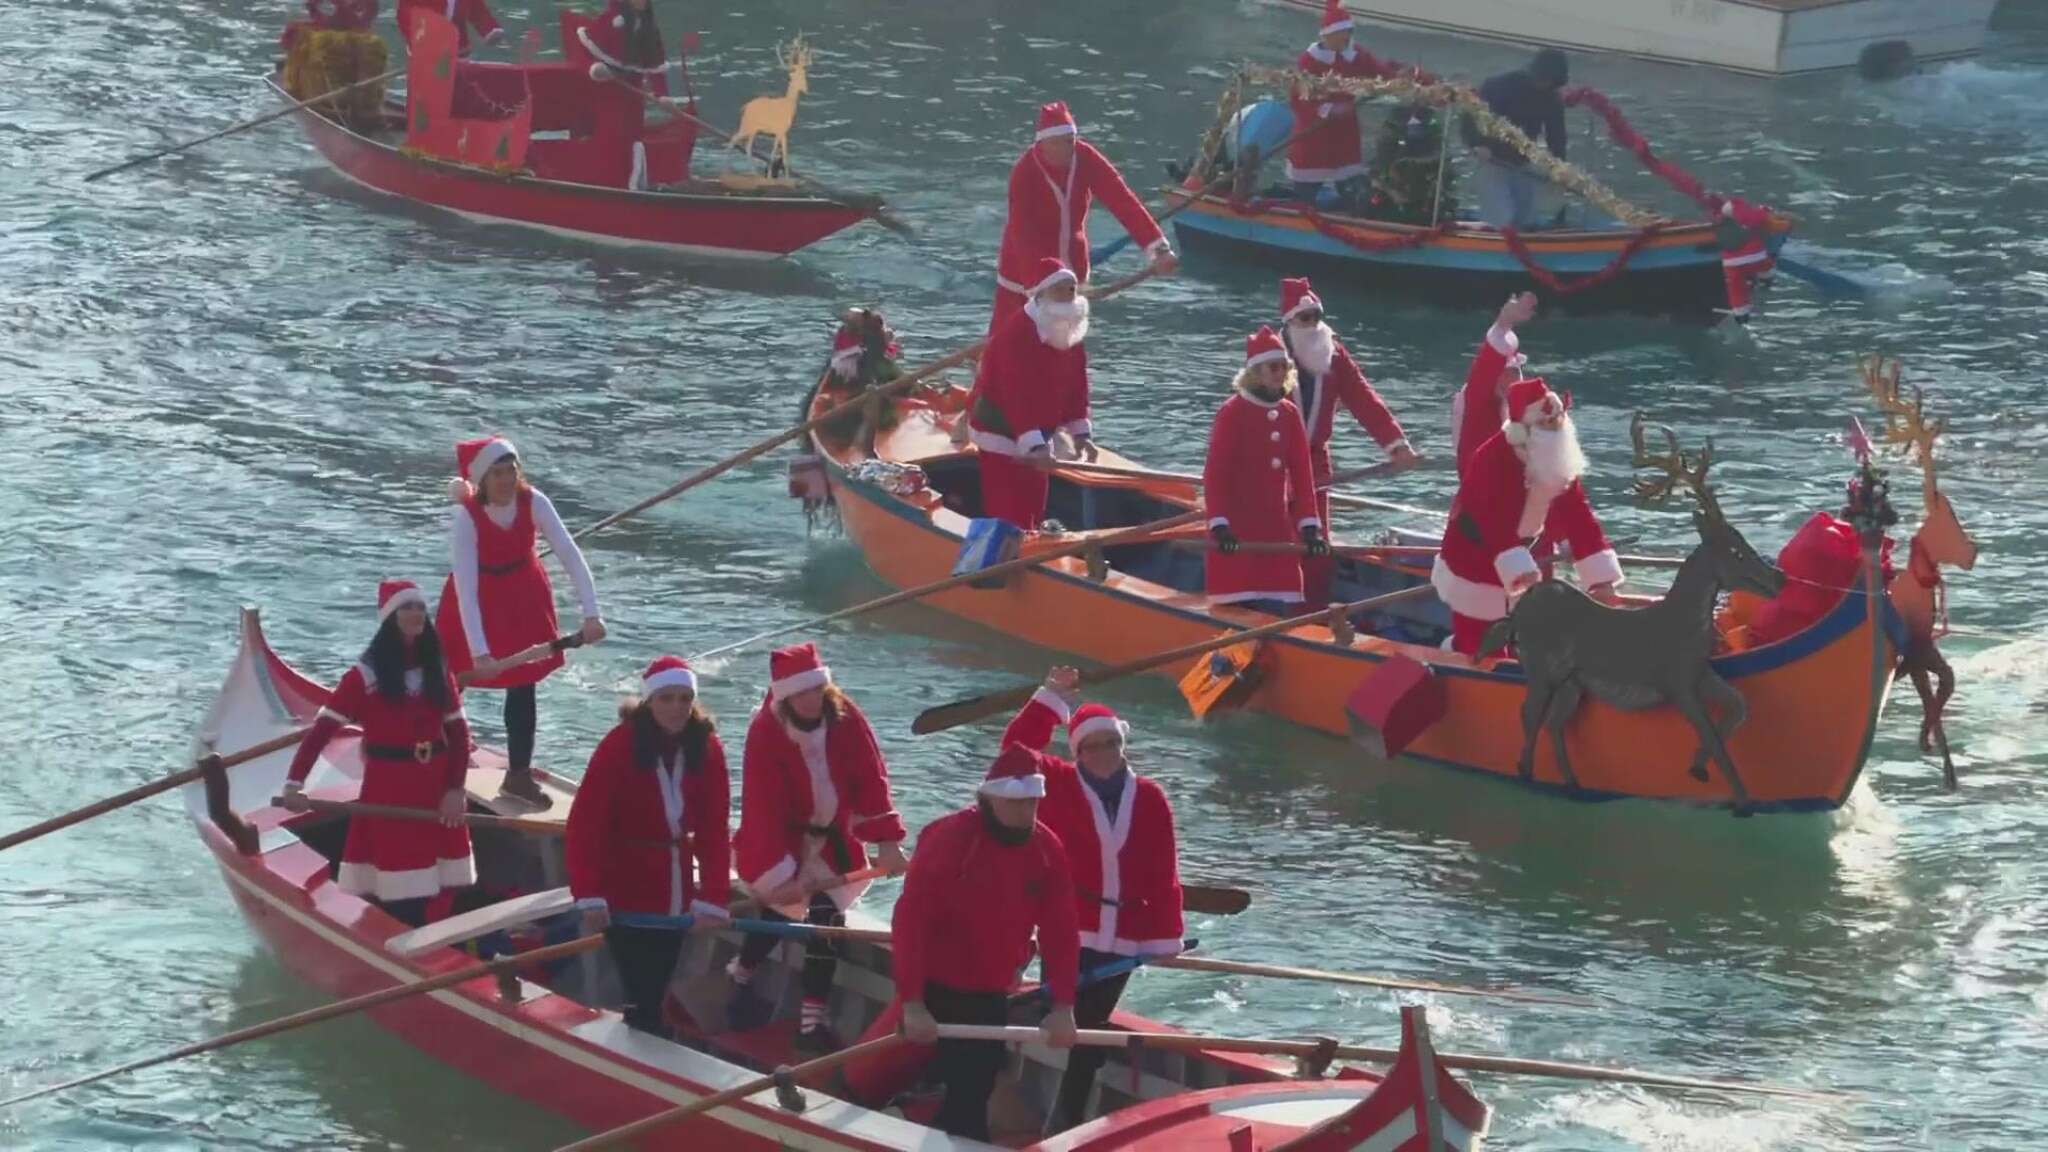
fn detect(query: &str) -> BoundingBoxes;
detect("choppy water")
[5,1,2048,1148]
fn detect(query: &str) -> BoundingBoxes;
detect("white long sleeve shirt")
[449,488,599,657]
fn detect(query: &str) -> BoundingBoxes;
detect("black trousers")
[377,896,432,928]
[504,683,537,772]
[1049,947,1133,1131]
[736,892,841,1003]
[606,924,685,1033]
[924,982,1010,1140]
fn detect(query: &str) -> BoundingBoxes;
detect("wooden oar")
[691,507,1209,661]
[462,631,587,684]
[1179,883,1250,916]
[270,796,561,836]
[911,584,1436,736]
[83,66,407,183]
[929,1026,1834,1103]
[1051,458,1435,517]
[0,933,606,1108]
[552,1032,910,1151]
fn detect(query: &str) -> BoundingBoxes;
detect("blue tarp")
[1228,99,1293,162]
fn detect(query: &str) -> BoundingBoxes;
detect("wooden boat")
[182,606,1491,1149]
[808,383,1904,813]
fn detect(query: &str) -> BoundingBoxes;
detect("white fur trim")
[1061,417,1093,438]
[643,667,698,695]
[377,586,428,626]
[830,345,861,366]
[574,896,609,912]
[769,666,832,702]
[1574,548,1623,589]
[1207,516,1230,529]
[1723,249,1772,269]
[1029,687,1074,725]
[1429,555,1510,620]
[689,900,729,923]
[968,426,1025,457]
[1068,715,1128,753]
[576,24,670,75]
[1320,13,1354,33]
[979,773,1047,800]
[1485,322,1519,358]
[1016,428,1049,454]
[1284,293,1324,322]
[1493,546,1540,588]
[1144,237,1172,258]
[467,438,516,487]
[995,274,1029,295]
[1030,266,1078,295]
[1298,515,1323,529]
[629,140,648,191]
[337,856,476,903]
[750,854,799,894]
[1034,123,1077,143]
[1245,347,1289,369]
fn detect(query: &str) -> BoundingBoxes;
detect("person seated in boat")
[1459,48,1572,230]
[397,0,503,55]
[1433,378,1623,658]
[1451,292,1539,472]
[1287,0,1378,210]
[728,643,909,1051]
[1279,276,1416,605]
[1204,326,1327,616]
[966,257,1093,531]
[1004,666,1183,1134]
[564,656,732,1037]
[436,437,606,811]
[280,580,475,929]
[989,100,1176,334]
[894,744,1080,1139]
[815,308,908,447]
[579,0,671,96]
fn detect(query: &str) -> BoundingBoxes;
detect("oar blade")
[1179,884,1250,916]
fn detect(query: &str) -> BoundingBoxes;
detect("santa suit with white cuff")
[1450,315,1529,473]
[1287,0,1375,189]
[967,257,1093,530]
[1204,327,1324,606]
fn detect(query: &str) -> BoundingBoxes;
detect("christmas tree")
[1362,104,1457,226]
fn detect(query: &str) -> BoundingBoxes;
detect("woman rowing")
[436,436,606,810]
[280,580,475,928]
[565,657,732,1038]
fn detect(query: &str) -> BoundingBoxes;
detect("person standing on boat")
[579,0,671,96]
[1287,0,1376,209]
[894,744,1080,1139]
[1004,666,1183,1134]
[1460,48,1572,230]
[564,656,732,1037]
[280,580,475,928]
[1204,327,1327,615]
[1451,292,1539,471]
[436,436,606,811]
[967,257,1094,531]
[1279,276,1415,605]
[1432,378,1622,657]
[988,100,1177,334]
[397,0,502,55]
[728,643,910,1051]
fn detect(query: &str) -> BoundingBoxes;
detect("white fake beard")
[1521,415,1587,491]
[1289,320,1336,376]
[829,356,858,381]
[1028,294,1091,350]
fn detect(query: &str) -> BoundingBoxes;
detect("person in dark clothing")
[1460,48,1571,229]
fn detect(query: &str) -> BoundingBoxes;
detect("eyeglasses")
[1291,311,1323,326]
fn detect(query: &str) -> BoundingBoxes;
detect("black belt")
[479,560,526,576]
[363,739,448,764]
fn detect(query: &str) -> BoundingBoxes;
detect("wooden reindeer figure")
[1863,355,1979,789]
[731,35,812,177]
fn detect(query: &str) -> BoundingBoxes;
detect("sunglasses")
[1291,311,1324,325]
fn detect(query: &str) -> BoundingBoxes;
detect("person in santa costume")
[1432,377,1624,658]
[989,100,1176,333]
[891,743,1080,1138]
[397,0,502,54]
[1451,292,1539,472]
[436,436,606,811]
[280,581,475,928]
[578,0,671,95]
[1716,196,1777,324]
[564,655,732,1037]
[1278,276,1415,604]
[1204,327,1328,614]
[1288,0,1378,206]
[967,257,1094,530]
[1003,665,1183,1133]
[728,643,910,1051]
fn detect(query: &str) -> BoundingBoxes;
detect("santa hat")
[1502,377,1567,446]
[643,654,698,695]
[451,436,517,501]
[1245,325,1289,369]
[1067,703,1130,755]
[979,744,1048,800]
[768,642,832,702]
[830,327,861,369]
[1027,256,1078,296]
[1035,101,1077,143]
[1319,0,1354,35]
[376,579,427,626]
[1280,277,1324,323]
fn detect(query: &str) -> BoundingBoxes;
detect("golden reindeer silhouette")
[732,35,812,176]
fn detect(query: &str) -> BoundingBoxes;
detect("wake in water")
[1867,60,2048,146]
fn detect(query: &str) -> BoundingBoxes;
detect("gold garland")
[1189,70,1245,189]
[1243,66,1657,227]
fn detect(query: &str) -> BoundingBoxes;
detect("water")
[4,1,2047,1148]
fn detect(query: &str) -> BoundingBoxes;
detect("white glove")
[484,27,505,44]
[589,62,614,82]
[1317,102,1334,119]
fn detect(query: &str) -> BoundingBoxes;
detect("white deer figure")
[731,35,811,176]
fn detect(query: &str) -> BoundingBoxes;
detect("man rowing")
[1205,326,1326,615]
[967,257,1095,530]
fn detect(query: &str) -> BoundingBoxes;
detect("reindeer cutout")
[1480,415,1784,811]
[731,34,812,176]
[1863,355,1978,788]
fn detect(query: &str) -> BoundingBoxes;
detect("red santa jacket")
[565,720,732,918]
[1431,429,1622,621]
[1287,42,1375,183]
[967,305,1091,457]
[1287,335,1406,480]
[287,661,469,789]
[1450,322,1517,473]
[1203,388,1321,603]
[891,806,1080,1005]
[1003,692,1183,956]
[398,0,500,51]
[573,0,670,96]
[997,142,1164,294]
[735,694,907,894]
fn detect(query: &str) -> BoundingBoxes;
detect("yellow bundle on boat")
[283,29,388,131]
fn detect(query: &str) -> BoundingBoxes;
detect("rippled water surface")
[5,2,2048,1148]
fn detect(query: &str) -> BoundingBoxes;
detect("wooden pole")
[83,66,407,183]
[272,796,562,836]
[1155,955,1595,1008]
